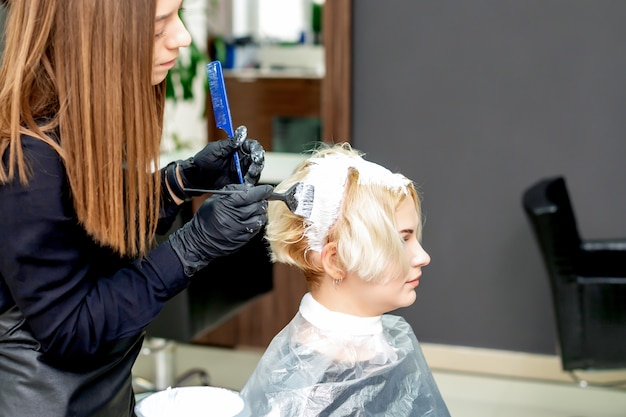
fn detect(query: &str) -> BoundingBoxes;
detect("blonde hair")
[0,0,165,257]
[265,143,422,289]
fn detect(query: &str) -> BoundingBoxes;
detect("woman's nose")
[412,242,431,267]
[167,18,192,49]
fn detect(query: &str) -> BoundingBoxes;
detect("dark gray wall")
[352,0,626,354]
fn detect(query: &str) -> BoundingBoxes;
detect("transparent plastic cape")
[240,294,450,417]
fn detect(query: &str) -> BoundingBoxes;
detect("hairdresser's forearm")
[3,231,188,368]
[37,242,189,366]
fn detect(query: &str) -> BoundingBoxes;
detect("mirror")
[233,0,323,48]
[213,0,351,142]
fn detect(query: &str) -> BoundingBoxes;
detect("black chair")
[522,176,626,374]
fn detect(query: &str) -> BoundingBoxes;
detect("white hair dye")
[299,153,411,252]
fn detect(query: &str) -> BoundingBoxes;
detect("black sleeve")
[0,137,189,367]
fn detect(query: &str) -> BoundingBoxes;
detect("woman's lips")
[406,277,420,287]
[161,59,177,68]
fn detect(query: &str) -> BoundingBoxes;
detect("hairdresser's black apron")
[0,305,142,417]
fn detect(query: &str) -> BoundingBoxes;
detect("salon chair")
[135,203,273,391]
[522,176,626,373]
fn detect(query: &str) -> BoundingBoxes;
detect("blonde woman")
[241,144,450,416]
[0,0,272,415]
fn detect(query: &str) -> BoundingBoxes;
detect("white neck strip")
[299,293,383,336]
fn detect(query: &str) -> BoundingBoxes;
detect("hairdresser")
[0,1,273,416]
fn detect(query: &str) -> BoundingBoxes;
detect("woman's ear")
[320,242,344,281]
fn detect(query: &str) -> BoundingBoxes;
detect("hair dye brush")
[184,182,314,218]
[206,60,244,184]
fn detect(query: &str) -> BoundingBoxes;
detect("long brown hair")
[0,0,165,257]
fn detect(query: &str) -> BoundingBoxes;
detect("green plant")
[165,36,206,102]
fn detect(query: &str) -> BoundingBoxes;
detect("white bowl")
[135,386,250,417]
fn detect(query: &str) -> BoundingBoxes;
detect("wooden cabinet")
[192,263,308,348]
[206,72,322,152]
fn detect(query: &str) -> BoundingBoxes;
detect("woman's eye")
[155,24,166,38]
[401,229,417,243]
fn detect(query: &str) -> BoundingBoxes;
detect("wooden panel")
[322,0,352,142]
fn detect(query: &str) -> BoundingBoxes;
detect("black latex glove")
[170,125,265,201]
[168,183,273,276]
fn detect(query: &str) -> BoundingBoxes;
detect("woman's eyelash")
[155,6,186,38]
[156,7,186,38]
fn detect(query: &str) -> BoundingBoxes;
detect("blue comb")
[206,60,243,184]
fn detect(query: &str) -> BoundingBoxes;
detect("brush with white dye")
[183,182,315,218]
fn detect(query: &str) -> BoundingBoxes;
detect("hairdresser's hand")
[178,125,265,197]
[168,183,273,276]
